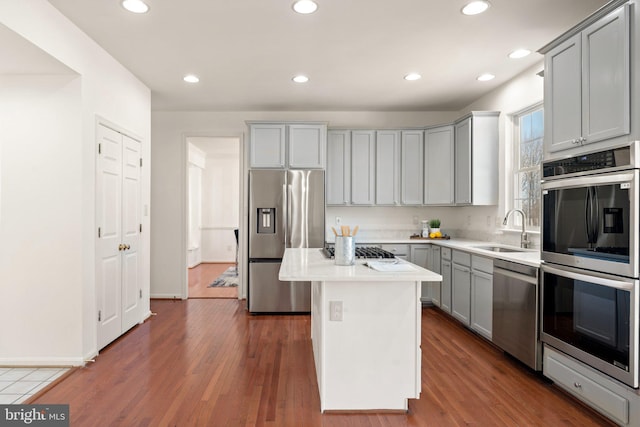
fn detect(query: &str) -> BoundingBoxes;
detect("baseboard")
[150,293,184,300]
[0,357,84,367]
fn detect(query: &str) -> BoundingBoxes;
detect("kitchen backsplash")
[326,206,540,248]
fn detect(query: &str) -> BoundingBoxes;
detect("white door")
[121,135,142,331]
[96,124,142,350]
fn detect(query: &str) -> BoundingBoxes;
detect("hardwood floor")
[188,262,237,299]
[30,300,615,426]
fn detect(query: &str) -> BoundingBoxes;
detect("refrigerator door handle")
[286,183,293,248]
[283,183,288,247]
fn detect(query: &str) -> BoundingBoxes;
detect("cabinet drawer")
[471,255,493,274]
[380,244,409,257]
[452,250,471,267]
[544,346,629,425]
[441,247,452,260]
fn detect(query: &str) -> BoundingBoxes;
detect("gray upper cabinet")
[289,124,327,168]
[249,122,327,169]
[350,130,376,205]
[249,123,286,168]
[401,130,424,205]
[424,125,454,205]
[543,4,630,156]
[326,130,351,205]
[375,131,401,205]
[454,112,499,206]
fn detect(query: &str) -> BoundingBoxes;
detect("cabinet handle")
[580,137,586,144]
[572,138,580,145]
[573,382,582,389]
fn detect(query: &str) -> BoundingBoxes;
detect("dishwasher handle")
[493,266,538,285]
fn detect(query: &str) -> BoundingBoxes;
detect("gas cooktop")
[322,245,395,259]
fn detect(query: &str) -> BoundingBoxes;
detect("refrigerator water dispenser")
[257,208,276,234]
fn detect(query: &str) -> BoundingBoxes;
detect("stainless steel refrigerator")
[248,169,325,313]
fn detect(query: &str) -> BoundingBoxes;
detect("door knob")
[118,244,125,251]
[126,244,131,250]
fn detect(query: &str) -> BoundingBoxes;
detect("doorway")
[186,136,240,299]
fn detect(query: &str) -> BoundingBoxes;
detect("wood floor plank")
[29,300,615,426]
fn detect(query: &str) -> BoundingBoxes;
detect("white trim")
[506,102,543,231]
[0,357,84,367]
[150,293,185,300]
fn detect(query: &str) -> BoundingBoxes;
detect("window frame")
[507,102,543,232]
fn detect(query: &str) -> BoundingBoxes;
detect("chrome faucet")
[503,209,531,249]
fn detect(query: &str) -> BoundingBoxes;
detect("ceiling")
[47,0,609,112]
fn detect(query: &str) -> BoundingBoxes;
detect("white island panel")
[281,248,441,412]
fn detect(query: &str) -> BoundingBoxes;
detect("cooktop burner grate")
[322,245,395,259]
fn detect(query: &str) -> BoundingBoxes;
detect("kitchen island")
[279,248,442,412]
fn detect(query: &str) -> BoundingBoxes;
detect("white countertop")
[279,248,442,282]
[328,237,541,268]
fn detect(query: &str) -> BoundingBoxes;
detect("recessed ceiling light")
[292,75,310,83]
[508,49,531,59]
[121,0,149,14]
[462,1,490,16]
[293,0,318,14]
[477,73,495,82]
[404,73,422,81]
[183,74,200,83]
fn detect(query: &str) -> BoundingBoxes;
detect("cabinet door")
[452,263,471,325]
[545,34,582,153]
[441,259,452,313]
[454,119,472,204]
[471,270,493,340]
[425,125,454,205]
[376,131,400,205]
[289,124,326,168]
[431,246,442,306]
[582,5,630,145]
[250,124,286,168]
[351,131,376,205]
[410,245,432,303]
[327,131,350,205]
[401,130,424,205]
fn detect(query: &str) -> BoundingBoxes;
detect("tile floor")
[0,367,69,404]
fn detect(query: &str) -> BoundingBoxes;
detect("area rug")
[208,267,238,287]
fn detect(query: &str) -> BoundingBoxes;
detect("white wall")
[199,141,240,263]
[0,1,151,365]
[0,75,83,364]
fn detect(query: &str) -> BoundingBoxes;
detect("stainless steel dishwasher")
[492,259,541,370]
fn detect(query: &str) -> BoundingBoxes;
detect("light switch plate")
[329,301,343,321]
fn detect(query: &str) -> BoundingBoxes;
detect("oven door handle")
[542,172,635,190]
[543,264,635,291]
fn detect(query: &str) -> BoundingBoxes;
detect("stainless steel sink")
[474,245,526,253]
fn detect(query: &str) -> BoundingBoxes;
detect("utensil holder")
[334,236,355,266]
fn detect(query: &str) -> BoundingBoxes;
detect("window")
[511,104,543,228]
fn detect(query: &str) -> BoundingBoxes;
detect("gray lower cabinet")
[544,345,634,426]
[542,3,630,155]
[440,247,452,313]
[470,255,493,340]
[327,130,351,205]
[375,131,401,205]
[410,244,439,304]
[451,250,471,325]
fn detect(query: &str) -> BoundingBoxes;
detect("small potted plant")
[429,219,441,238]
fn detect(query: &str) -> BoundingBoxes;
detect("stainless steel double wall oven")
[541,142,640,388]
